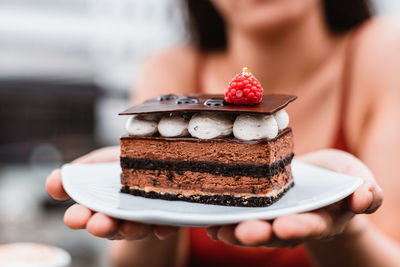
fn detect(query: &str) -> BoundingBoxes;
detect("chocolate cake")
[119,93,296,207]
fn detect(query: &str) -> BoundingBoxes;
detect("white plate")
[61,160,362,227]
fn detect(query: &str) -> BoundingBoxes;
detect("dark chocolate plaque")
[119,94,297,116]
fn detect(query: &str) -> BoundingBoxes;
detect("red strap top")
[187,22,369,267]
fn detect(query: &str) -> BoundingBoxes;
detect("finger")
[349,182,383,214]
[300,149,383,215]
[234,220,273,246]
[348,181,374,214]
[72,146,120,164]
[119,221,152,240]
[206,226,220,241]
[217,225,238,245]
[366,183,383,213]
[86,213,119,238]
[64,204,93,229]
[153,226,179,240]
[272,211,331,240]
[46,169,70,201]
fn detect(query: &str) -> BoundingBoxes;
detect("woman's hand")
[206,149,383,248]
[46,146,178,241]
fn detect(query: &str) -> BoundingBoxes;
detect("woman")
[47,0,400,266]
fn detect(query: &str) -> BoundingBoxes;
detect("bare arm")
[304,19,400,267]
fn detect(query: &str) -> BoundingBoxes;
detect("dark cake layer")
[121,153,293,178]
[121,180,294,207]
[121,166,292,195]
[120,129,293,165]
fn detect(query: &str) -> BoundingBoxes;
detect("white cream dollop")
[273,109,289,130]
[158,114,189,137]
[125,115,158,137]
[233,114,278,140]
[188,112,233,139]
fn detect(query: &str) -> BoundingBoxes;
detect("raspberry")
[224,67,263,105]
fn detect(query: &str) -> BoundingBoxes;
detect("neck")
[224,5,342,94]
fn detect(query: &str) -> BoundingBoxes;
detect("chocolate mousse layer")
[121,129,293,165]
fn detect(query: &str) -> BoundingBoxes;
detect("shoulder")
[355,18,400,105]
[354,17,400,90]
[362,17,400,50]
[362,17,400,43]
[133,44,200,103]
[347,18,400,150]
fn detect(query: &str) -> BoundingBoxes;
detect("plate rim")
[61,160,363,227]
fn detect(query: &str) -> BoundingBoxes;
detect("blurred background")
[0,0,398,266]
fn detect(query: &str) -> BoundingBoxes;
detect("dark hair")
[185,0,373,51]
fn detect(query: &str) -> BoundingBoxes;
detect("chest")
[201,63,344,156]
[286,82,341,155]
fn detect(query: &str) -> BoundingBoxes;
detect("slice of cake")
[119,68,296,207]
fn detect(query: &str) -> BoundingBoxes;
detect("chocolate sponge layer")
[121,165,292,195]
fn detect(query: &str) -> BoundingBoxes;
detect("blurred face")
[211,0,320,34]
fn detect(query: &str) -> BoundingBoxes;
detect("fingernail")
[360,191,374,214]
[365,186,383,214]
[108,233,124,240]
[153,232,166,240]
[154,227,174,240]
[206,231,218,242]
